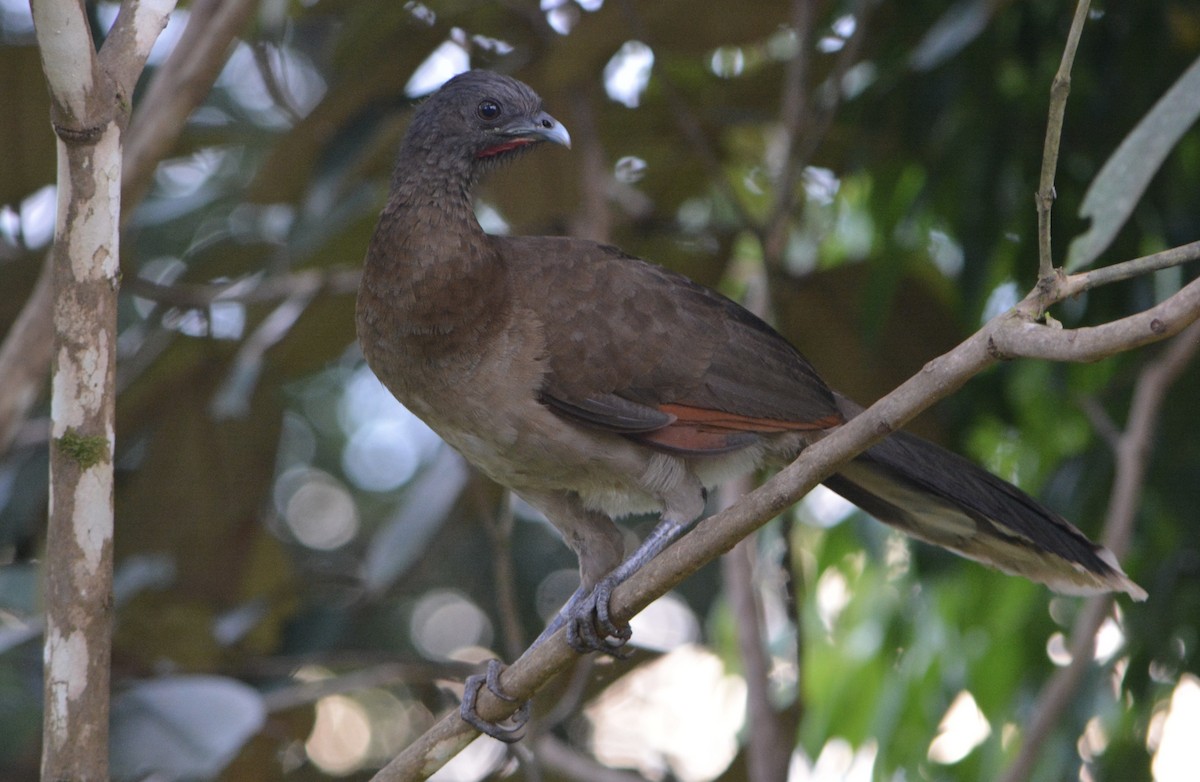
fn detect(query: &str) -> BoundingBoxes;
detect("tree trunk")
[31,0,177,776]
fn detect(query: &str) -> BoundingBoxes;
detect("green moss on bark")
[57,428,109,470]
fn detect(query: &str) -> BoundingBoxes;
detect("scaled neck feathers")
[358,125,510,365]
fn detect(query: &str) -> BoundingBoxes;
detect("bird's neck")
[381,146,481,241]
[358,151,511,366]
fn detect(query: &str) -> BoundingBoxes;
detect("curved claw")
[459,659,531,743]
[565,580,633,657]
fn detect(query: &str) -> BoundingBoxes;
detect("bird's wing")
[498,236,844,454]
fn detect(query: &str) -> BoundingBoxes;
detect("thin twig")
[1035,0,1092,278]
[1066,240,1200,296]
[1077,395,1121,451]
[124,266,362,308]
[253,41,304,126]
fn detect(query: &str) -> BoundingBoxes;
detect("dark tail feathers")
[823,400,1146,600]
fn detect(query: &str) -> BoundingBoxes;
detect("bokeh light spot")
[927,690,991,764]
[604,41,654,108]
[587,644,745,781]
[276,468,359,550]
[410,590,492,661]
[306,695,371,775]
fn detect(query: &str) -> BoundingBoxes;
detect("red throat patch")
[476,138,536,158]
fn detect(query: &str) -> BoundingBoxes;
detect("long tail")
[822,400,1147,600]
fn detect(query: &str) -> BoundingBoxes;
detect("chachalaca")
[356,70,1146,740]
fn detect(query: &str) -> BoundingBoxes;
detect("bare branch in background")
[762,0,876,264]
[252,41,305,126]
[760,0,815,266]
[0,255,54,455]
[721,502,797,782]
[533,734,646,782]
[125,266,362,308]
[1000,320,1200,782]
[476,490,528,663]
[0,0,260,460]
[566,87,614,243]
[619,0,754,230]
[210,291,317,419]
[122,0,261,208]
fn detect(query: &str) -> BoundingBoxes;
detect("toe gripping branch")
[565,577,633,657]
[459,659,531,742]
[459,514,696,739]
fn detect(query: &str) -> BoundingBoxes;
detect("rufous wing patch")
[631,403,843,455]
[658,403,843,432]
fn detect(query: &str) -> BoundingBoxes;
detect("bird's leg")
[459,489,625,740]
[460,659,531,742]
[459,484,703,736]
[531,585,588,648]
[566,486,706,654]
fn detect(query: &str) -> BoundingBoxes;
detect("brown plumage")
[357,71,1145,740]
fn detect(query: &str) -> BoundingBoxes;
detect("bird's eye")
[477,100,501,121]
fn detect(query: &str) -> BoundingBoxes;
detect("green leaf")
[110,675,265,781]
[1066,53,1200,270]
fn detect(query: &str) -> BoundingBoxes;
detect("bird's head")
[403,71,571,170]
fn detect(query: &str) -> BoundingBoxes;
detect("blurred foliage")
[1,0,1199,780]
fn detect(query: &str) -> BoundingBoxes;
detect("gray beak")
[524,111,571,149]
